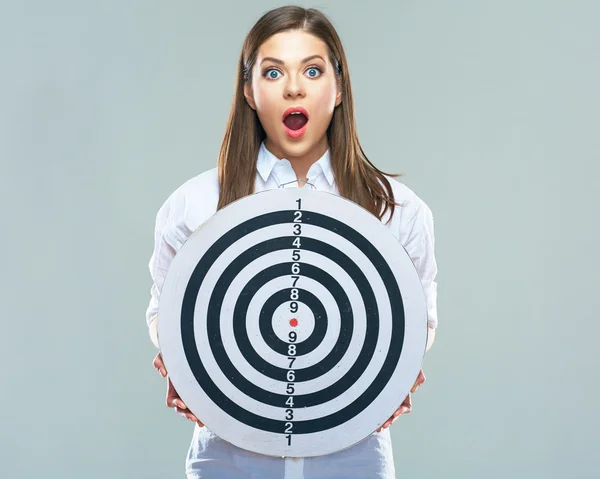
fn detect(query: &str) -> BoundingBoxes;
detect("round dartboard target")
[157,187,428,458]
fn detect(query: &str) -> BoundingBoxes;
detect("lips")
[282,106,309,139]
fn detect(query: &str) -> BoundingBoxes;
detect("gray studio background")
[2,1,598,478]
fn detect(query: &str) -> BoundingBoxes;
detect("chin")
[276,134,326,159]
[281,140,311,156]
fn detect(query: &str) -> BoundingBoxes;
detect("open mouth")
[282,107,309,138]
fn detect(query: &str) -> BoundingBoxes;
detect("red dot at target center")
[289,318,298,327]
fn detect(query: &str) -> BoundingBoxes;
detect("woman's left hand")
[376,369,425,432]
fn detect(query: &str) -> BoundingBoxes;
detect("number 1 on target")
[286,198,303,447]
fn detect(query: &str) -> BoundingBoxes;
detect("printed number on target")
[157,188,428,458]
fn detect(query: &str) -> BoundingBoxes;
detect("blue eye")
[263,67,322,79]
[265,69,281,79]
[306,67,321,78]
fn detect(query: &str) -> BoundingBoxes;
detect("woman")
[146,5,438,478]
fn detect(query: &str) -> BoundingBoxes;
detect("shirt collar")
[256,141,334,186]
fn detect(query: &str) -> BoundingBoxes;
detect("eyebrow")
[260,54,326,66]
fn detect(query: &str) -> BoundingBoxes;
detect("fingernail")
[160,368,167,377]
[178,401,187,409]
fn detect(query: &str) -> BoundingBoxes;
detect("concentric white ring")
[157,188,428,457]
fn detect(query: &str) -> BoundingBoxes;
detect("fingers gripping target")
[157,188,428,457]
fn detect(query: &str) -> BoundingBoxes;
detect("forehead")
[257,30,329,63]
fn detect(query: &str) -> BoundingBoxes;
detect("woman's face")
[244,30,342,159]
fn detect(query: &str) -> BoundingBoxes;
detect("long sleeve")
[145,194,178,331]
[402,199,439,329]
[144,169,221,345]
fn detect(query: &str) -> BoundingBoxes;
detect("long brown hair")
[217,5,401,222]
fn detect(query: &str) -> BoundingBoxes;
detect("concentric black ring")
[259,288,327,355]
[181,210,405,434]
[233,262,352,382]
[210,238,371,402]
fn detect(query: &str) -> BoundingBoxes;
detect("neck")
[264,137,328,187]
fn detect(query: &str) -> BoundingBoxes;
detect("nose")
[284,74,306,99]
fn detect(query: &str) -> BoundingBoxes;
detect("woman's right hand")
[153,352,204,427]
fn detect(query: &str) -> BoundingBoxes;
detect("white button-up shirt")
[146,141,438,479]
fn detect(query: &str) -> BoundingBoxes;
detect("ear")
[244,82,256,111]
[335,83,342,107]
